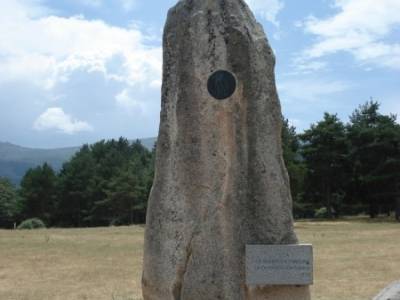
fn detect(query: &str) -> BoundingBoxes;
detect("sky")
[0,0,399,148]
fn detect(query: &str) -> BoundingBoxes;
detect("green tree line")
[284,101,400,220]
[0,101,399,228]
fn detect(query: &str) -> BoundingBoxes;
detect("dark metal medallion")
[207,70,236,100]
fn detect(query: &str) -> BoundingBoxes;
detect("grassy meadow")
[0,218,399,300]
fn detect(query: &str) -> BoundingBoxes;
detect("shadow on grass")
[295,215,399,224]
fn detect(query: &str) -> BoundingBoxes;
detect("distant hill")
[137,137,157,150]
[0,142,79,184]
[0,137,156,185]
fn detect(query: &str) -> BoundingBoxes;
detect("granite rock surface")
[142,0,311,299]
[374,281,400,300]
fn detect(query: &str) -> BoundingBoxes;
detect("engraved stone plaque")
[246,244,313,286]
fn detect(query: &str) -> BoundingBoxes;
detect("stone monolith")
[142,0,311,299]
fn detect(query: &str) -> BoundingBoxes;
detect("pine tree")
[19,163,57,225]
[300,113,348,218]
[281,118,308,218]
[0,177,19,228]
[347,101,400,217]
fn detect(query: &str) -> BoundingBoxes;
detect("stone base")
[246,285,311,300]
[374,281,400,300]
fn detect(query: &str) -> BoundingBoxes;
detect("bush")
[17,218,46,230]
[293,201,315,219]
[340,204,368,216]
[314,207,329,219]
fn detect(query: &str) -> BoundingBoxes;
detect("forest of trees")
[0,138,154,228]
[284,101,400,220]
[0,101,399,229]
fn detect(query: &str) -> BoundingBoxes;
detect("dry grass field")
[0,218,399,300]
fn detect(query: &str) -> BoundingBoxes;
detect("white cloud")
[287,118,302,128]
[34,107,93,134]
[0,0,51,20]
[298,0,400,69]
[81,0,102,7]
[119,0,137,12]
[290,59,328,75]
[278,78,351,102]
[245,0,284,26]
[115,89,145,112]
[0,0,162,90]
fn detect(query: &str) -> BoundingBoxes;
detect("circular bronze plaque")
[207,70,236,100]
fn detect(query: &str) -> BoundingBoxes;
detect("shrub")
[293,201,315,219]
[314,207,329,219]
[17,218,46,230]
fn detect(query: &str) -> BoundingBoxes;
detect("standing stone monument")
[142,0,312,299]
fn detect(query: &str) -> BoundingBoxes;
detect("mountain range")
[0,138,156,185]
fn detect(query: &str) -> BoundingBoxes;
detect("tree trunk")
[326,183,333,218]
[78,199,81,227]
[394,183,400,222]
[369,202,378,218]
[366,185,378,218]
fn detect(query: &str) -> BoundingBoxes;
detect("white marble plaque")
[246,244,313,286]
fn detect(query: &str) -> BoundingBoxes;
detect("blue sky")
[0,0,399,148]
